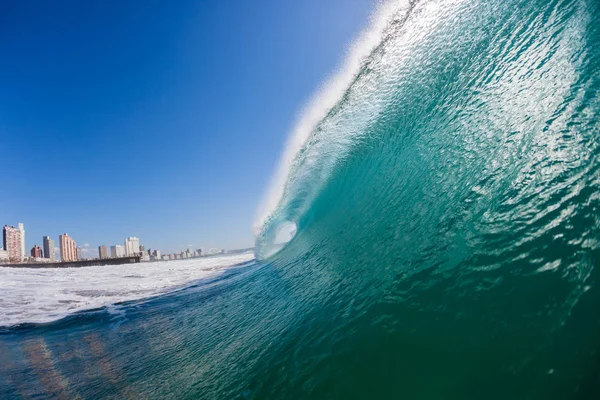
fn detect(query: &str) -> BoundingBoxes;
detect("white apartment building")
[125,237,140,256]
[18,223,25,259]
[110,245,126,258]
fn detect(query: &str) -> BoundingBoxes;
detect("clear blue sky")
[0,0,373,255]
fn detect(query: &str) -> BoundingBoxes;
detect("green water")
[2,0,600,398]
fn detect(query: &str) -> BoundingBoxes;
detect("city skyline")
[2,221,235,264]
[4,223,237,259]
[1,216,258,258]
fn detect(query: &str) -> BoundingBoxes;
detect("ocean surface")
[2,0,600,398]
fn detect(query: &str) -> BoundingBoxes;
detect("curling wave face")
[255,0,600,264]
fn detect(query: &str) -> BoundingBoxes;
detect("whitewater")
[0,253,254,327]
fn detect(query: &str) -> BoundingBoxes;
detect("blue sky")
[0,0,373,255]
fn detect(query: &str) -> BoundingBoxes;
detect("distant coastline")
[0,248,255,268]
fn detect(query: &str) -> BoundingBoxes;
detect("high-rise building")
[111,245,125,258]
[3,225,23,263]
[125,237,140,256]
[18,223,25,260]
[43,236,55,261]
[76,247,82,260]
[98,245,108,259]
[30,245,43,258]
[59,233,77,262]
[150,250,161,261]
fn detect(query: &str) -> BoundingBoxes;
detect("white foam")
[0,253,255,327]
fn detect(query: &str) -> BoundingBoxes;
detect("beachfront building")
[43,236,55,261]
[3,225,23,263]
[125,237,140,256]
[18,223,25,259]
[59,233,77,262]
[30,245,43,258]
[0,248,8,262]
[110,245,126,258]
[98,245,108,259]
[150,250,162,261]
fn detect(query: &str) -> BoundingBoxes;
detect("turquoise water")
[2,0,600,398]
